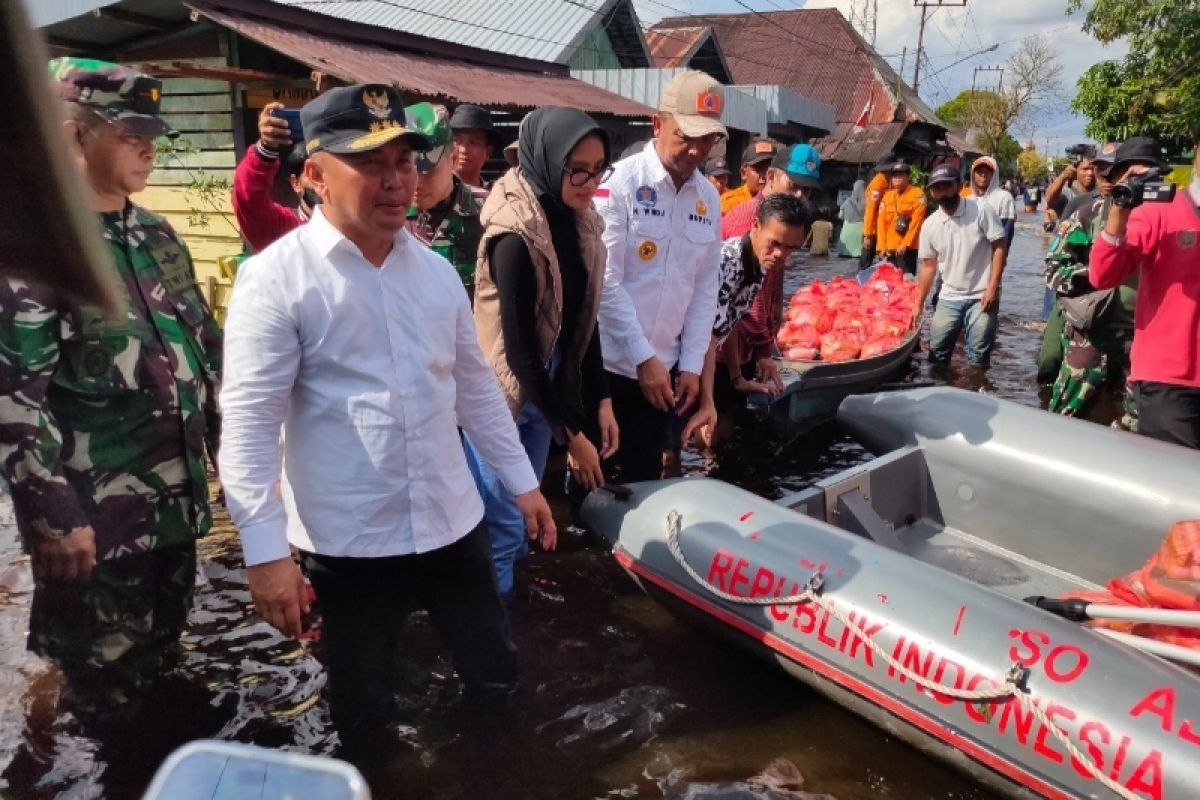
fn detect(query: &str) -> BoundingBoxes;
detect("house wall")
[131,62,243,316]
[568,25,622,70]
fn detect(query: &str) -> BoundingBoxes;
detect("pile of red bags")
[776,263,918,362]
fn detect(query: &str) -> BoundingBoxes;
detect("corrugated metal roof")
[652,9,945,128]
[815,122,906,164]
[200,7,654,116]
[571,68,767,136]
[645,26,707,69]
[23,0,114,27]
[733,84,835,136]
[268,0,610,65]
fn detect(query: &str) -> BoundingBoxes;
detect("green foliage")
[154,137,237,233]
[1017,147,1050,182]
[935,79,1050,176]
[1068,0,1200,155]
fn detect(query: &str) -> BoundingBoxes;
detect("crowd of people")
[0,56,1196,782]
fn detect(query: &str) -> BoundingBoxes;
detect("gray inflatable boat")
[581,388,1200,800]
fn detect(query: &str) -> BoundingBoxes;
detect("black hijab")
[518,107,611,207]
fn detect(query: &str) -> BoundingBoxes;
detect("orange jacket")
[720,184,752,214]
[875,184,927,252]
[862,172,889,240]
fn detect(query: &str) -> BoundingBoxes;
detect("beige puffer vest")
[473,168,606,428]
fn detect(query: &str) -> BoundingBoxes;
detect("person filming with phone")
[1090,135,1200,449]
[232,101,319,252]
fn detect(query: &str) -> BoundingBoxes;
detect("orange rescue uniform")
[721,184,752,214]
[875,184,927,253]
[861,172,889,241]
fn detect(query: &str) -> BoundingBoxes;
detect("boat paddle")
[1025,596,1200,629]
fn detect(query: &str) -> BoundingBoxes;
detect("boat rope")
[664,509,1141,800]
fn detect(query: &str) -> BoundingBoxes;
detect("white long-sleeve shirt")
[219,207,538,567]
[594,142,721,378]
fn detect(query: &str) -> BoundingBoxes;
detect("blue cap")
[772,142,822,189]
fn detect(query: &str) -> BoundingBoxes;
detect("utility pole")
[971,65,1004,96]
[913,0,967,94]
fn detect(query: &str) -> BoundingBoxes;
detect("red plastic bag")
[789,305,833,333]
[819,330,863,362]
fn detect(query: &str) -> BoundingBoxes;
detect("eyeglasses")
[563,164,614,187]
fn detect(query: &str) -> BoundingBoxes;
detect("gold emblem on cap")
[695,200,708,216]
[363,88,391,119]
[149,87,160,103]
[638,240,658,260]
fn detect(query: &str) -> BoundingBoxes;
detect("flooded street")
[0,223,1082,800]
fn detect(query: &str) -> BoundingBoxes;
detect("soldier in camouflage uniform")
[1042,153,1137,426]
[405,102,484,299]
[0,58,222,724]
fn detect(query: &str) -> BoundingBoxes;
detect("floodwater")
[0,222,1092,800]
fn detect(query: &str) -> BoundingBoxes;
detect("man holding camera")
[1045,144,1098,222]
[1090,136,1200,449]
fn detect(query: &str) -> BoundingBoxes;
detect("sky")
[634,0,1128,155]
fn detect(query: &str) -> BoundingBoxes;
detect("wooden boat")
[754,263,921,438]
[581,387,1200,800]
[760,326,919,437]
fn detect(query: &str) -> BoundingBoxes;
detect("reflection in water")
[0,225,1067,800]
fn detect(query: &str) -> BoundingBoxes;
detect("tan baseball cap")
[659,70,727,139]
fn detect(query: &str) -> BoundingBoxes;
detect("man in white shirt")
[915,164,1009,367]
[964,155,1016,245]
[594,70,725,482]
[218,85,555,738]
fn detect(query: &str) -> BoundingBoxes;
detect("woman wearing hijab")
[838,179,867,258]
[465,107,619,602]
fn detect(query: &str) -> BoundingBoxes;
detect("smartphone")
[270,107,305,144]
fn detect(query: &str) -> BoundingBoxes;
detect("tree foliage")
[1068,0,1200,154]
[937,90,1023,173]
[933,39,1062,174]
[1017,145,1050,183]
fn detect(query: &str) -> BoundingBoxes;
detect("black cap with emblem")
[300,84,432,156]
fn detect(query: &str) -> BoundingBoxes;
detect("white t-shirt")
[917,197,1006,301]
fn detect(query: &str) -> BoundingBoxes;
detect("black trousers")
[605,369,672,483]
[301,522,516,732]
[857,237,877,271]
[1135,381,1200,450]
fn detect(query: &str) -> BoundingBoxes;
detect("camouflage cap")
[48,57,177,138]
[405,102,451,173]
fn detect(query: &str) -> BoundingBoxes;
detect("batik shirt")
[0,202,222,559]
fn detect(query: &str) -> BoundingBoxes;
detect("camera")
[1111,168,1178,209]
[894,214,911,236]
[1065,144,1095,161]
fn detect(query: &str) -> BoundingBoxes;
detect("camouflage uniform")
[0,58,221,722]
[404,102,484,297]
[1043,194,1136,423]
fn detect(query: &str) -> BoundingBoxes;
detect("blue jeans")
[928,296,998,367]
[463,403,553,595]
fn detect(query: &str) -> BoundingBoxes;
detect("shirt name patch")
[633,208,667,217]
[688,213,713,226]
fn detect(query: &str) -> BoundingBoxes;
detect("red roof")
[645,27,710,68]
[652,9,942,127]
